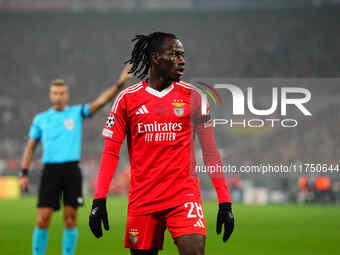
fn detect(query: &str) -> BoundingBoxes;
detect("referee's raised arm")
[88,64,132,115]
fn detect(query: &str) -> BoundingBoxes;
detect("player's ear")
[151,52,160,65]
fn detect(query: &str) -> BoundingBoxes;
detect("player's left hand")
[89,198,110,238]
[216,202,234,243]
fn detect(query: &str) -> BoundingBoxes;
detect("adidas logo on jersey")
[136,105,149,115]
[193,219,205,228]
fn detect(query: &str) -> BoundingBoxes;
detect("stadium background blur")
[1,0,340,204]
[1,2,340,254]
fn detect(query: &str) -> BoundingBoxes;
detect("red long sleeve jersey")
[97,80,230,215]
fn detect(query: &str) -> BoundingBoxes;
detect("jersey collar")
[50,105,69,113]
[144,80,174,98]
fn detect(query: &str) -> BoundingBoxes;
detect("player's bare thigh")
[130,249,159,255]
[175,234,205,255]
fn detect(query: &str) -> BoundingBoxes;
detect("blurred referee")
[19,64,132,255]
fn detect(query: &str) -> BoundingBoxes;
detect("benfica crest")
[129,229,139,244]
[172,99,185,117]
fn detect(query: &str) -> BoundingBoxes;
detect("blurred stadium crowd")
[1,1,340,203]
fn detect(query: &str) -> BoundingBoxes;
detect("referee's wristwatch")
[20,169,29,177]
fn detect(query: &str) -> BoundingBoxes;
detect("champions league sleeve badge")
[106,114,115,129]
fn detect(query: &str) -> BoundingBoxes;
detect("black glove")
[216,202,234,243]
[89,198,109,238]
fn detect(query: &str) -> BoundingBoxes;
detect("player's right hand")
[89,198,110,238]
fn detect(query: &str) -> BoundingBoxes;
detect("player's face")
[49,85,69,111]
[157,38,185,82]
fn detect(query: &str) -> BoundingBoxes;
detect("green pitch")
[0,197,339,255]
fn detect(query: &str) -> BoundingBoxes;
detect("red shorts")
[124,201,206,250]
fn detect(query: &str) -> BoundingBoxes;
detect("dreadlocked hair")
[125,32,177,79]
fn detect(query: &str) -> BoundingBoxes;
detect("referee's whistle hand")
[117,64,133,88]
[20,176,29,193]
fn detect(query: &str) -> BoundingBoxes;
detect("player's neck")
[148,73,172,92]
